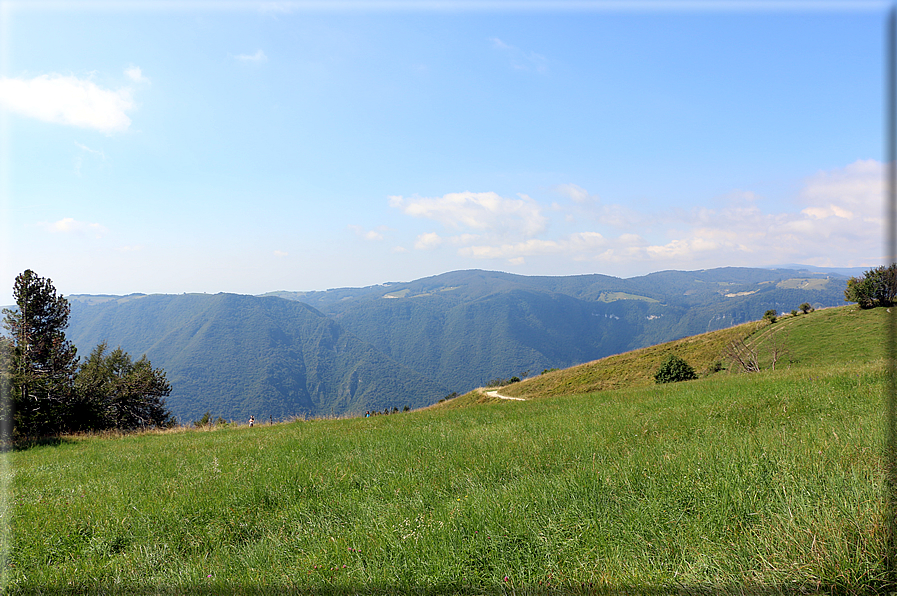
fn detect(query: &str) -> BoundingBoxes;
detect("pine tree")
[2,270,79,436]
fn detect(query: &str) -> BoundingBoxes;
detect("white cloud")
[40,217,107,238]
[799,158,882,225]
[414,232,443,250]
[274,250,288,257]
[389,191,548,238]
[235,50,268,63]
[124,66,149,84]
[459,232,607,260]
[0,74,135,133]
[489,37,549,74]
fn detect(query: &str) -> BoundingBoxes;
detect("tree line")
[1,270,173,439]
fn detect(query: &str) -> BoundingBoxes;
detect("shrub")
[763,309,778,324]
[654,355,698,384]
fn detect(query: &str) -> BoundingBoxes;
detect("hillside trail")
[484,389,526,401]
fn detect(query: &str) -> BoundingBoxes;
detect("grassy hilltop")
[3,305,887,594]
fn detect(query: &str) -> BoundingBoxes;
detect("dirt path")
[484,389,526,401]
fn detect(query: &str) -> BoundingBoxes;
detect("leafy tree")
[799,302,814,314]
[2,270,79,436]
[654,355,698,384]
[763,309,778,324]
[845,264,897,308]
[76,342,173,431]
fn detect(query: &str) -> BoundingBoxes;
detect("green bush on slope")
[653,354,698,384]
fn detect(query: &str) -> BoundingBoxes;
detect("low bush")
[654,355,698,384]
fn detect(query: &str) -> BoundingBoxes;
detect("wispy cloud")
[124,65,150,84]
[274,250,288,257]
[349,225,389,241]
[235,50,268,63]
[414,232,443,250]
[39,217,108,238]
[74,141,106,176]
[0,74,135,133]
[389,191,548,238]
[489,37,549,74]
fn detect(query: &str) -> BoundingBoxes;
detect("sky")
[0,1,889,306]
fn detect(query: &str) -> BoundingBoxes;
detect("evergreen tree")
[2,270,79,436]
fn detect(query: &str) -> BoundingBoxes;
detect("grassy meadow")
[1,306,888,594]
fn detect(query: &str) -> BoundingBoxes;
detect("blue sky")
[0,1,888,305]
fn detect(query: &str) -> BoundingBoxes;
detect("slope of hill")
[480,304,885,402]
[66,293,450,423]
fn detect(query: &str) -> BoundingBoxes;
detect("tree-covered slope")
[327,288,671,390]
[67,293,449,423]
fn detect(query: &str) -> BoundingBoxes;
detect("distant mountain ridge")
[65,266,850,422]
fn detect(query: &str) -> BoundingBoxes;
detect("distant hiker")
[365,411,370,418]
[249,415,254,427]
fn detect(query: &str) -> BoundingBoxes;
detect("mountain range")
[64,266,852,423]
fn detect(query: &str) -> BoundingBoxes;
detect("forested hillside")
[66,267,849,422]
[66,293,449,423]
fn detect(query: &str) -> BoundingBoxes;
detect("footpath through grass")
[3,357,885,593]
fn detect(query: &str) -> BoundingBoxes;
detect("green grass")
[493,320,761,400]
[497,305,883,400]
[2,306,888,594]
